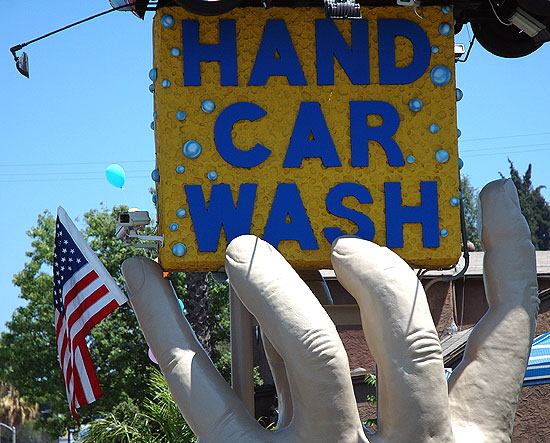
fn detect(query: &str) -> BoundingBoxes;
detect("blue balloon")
[106,164,125,188]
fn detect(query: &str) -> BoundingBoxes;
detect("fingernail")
[226,235,264,264]
[504,178,521,209]
[122,257,146,294]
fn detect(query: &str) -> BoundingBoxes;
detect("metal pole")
[0,423,16,443]
[229,283,255,415]
[9,2,139,58]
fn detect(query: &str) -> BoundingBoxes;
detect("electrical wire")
[0,174,150,183]
[461,147,550,158]
[460,132,550,143]
[487,0,513,26]
[0,160,151,168]
[460,142,550,156]
[1,169,151,177]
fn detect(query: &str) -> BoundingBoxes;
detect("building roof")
[420,251,550,278]
[321,251,550,280]
[440,328,473,365]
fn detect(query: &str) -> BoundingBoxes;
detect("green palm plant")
[363,373,377,430]
[0,381,37,427]
[79,370,195,443]
[77,397,151,443]
[142,370,195,443]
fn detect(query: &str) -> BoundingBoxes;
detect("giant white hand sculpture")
[122,179,539,443]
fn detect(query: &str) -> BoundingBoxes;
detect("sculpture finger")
[261,331,293,428]
[122,256,269,443]
[448,179,539,441]
[331,236,454,443]
[226,235,368,443]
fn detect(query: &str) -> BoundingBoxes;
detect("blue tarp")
[523,332,550,387]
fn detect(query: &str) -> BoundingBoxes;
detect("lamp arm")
[9,2,147,57]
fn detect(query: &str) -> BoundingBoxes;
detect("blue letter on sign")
[385,181,439,248]
[182,20,237,86]
[324,182,375,243]
[214,102,272,168]
[378,19,430,85]
[249,20,307,86]
[316,19,370,86]
[185,184,257,251]
[263,183,318,250]
[283,102,342,168]
[350,101,404,167]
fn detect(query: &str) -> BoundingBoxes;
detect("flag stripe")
[64,269,100,307]
[72,299,120,346]
[68,284,110,339]
[73,347,88,408]
[74,343,101,407]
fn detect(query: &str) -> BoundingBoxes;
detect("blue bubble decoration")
[406,155,415,164]
[439,23,452,36]
[153,111,157,119]
[183,140,202,159]
[176,208,187,218]
[161,15,175,28]
[459,158,464,169]
[456,88,464,101]
[207,171,218,180]
[150,121,155,130]
[162,79,171,88]
[440,229,449,237]
[429,123,440,134]
[458,129,462,138]
[201,100,215,113]
[431,45,439,54]
[171,47,181,57]
[149,68,157,82]
[431,65,452,87]
[450,197,460,207]
[149,83,155,93]
[409,99,423,112]
[172,243,187,257]
[151,169,160,182]
[170,223,179,232]
[442,5,451,13]
[176,111,186,121]
[152,194,158,204]
[105,164,125,188]
[176,165,185,174]
[435,149,450,163]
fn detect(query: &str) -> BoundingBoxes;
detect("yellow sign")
[151,6,461,271]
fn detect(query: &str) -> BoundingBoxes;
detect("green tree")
[185,273,213,354]
[501,161,550,250]
[163,271,231,381]
[0,207,153,437]
[460,175,482,251]
[0,205,231,439]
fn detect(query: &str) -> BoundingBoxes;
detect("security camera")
[115,225,129,241]
[117,211,151,228]
[115,210,163,250]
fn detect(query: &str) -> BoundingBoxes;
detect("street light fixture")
[9,2,156,78]
[0,422,16,443]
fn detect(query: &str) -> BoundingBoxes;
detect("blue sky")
[1,2,549,333]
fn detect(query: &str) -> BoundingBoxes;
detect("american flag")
[53,207,126,421]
